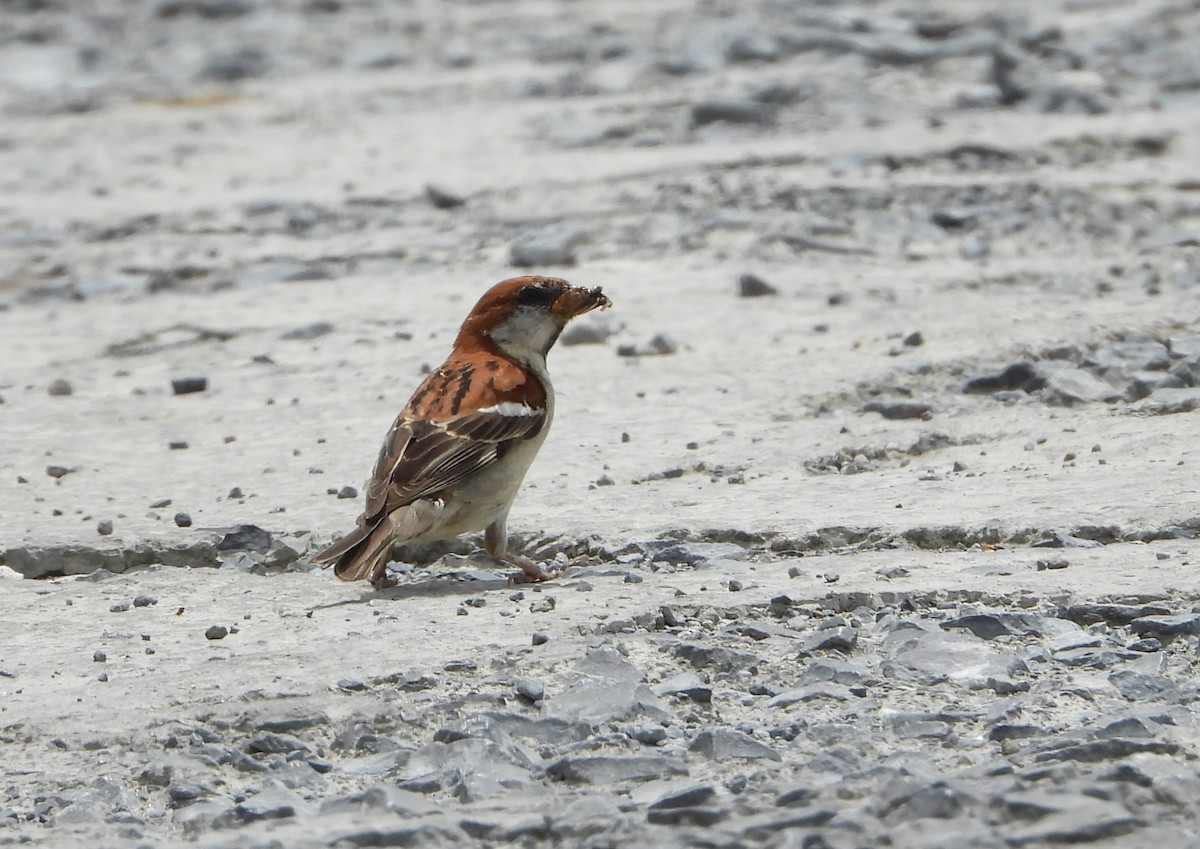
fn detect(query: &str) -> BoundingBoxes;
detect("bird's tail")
[311,499,444,587]
[311,520,396,586]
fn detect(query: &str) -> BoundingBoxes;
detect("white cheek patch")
[477,402,542,417]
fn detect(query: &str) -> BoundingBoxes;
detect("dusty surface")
[3,0,1200,846]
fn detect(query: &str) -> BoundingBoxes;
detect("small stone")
[689,728,780,762]
[617,334,678,357]
[93,651,106,662]
[1129,612,1200,636]
[728,579,743,592]
[654,671,712,704]
[205,625,229,641]
[738,273,777,297]
[174,512,192,528]
[596,474,615,486]
[217,524,271,552]
[863,400,932,420]
[1043,367,1123,405]
[47,465,71,479]
[510,227,583,267]
[281,321,334,341]
[171,375,208,395]
[516,680,545,702]
[424,184,466,209]
[168,780,207,806]
[1127,638,1162,652]
[97,519,113,535]
[110,603,129,613]
[547,755,687,784]
[691,99,774,126]
[629,725,668,745]
[1037,557,1070,570]
[201,48,269,82]
[645,783,717,810]
[337,486,358,499]
[801,626,858,653]
[561,322,612,346]
[168,439,189,450]
[532,632,549,646]
[903,331,924,347]
[963,362,1040,394]
[228,486,244,498]
[48,378,73,396]
[133,595,157,608]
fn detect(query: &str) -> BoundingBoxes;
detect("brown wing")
[361,358,547,523]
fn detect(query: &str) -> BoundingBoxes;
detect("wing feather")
[360,388,546,524]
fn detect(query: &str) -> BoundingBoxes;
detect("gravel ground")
[3,0,1200,846]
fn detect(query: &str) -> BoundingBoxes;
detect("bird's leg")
[485,519,559,583]
[369,568,400,590]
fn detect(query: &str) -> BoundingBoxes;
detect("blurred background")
[2,0,1198,303]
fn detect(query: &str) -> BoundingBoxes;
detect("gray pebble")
[862,399,932,419]
[281,321,333,341]
[48,378,73,396]
[1130,612,1200,636]
[97,519,114,536]
[628,725,668,745]
[201,48,269,82]
[691,99,774,126]
[46,465,71,479]
[561,323,612,346]
[174,512,192,527]
[93,651,106,662]
[689,728,780,762]
[336,485,358,499]
[963,361,1041,394]
[532,632,549,646]
[510,227,583,267]
[171,375,208,395]
[168,439,188,450]
[738,273,777,297]
[133,594,157,607]
[424,183,465,209]
[516,679,545,702]
[167,780,206,807]
[205,625,229,640]
[800,626,858,653]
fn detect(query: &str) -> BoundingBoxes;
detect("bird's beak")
[553,285,612,320]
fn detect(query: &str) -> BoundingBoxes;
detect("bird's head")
[455,276,611,367]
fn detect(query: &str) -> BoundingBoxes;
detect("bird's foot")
[503,554,560,584]
[369,568,401,590]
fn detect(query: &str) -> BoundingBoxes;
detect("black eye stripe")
[518,285,558,307]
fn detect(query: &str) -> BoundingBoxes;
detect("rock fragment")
[737,273,777,297]
[171,374,208,395]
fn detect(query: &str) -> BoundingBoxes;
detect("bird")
[311,275,611,588]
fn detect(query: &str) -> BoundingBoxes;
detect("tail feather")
[331,520,399,584]
[313,498,445,587]
[310,524,370,566]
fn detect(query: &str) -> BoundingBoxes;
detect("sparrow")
[312,275,611,588]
